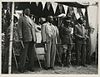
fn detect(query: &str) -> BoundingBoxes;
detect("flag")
[36,2,39,6]
[41,1,46,10]
[74,7,80,19]
[51,2,58,14]
[63,5,68,14]
[81,8,85,16]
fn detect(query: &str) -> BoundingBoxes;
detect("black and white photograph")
[1,0,99,75]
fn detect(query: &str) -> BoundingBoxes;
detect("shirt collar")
[25,15,29,18]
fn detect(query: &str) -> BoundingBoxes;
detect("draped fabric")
[87,5,98,55]
[37,2,43,17]
[51,2,58,14]
[43,2,54,17]
[55,4,65,16]
[67,7,77,24]
[30,2,38,16]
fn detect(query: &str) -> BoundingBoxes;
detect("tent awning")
[56,2,89,8]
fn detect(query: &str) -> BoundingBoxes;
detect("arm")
[41,24,46,43]
[56,26,60,44]
[74,25,83,39]
[45,25,51,37]
[17,17,23,40]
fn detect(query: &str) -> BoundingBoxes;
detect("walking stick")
[8,2,14,74]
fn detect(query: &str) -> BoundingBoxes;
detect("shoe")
[66,65,72,68]
[50,67,55,70]
[27,68,35,72]
[18,69,24,73]
[44,67,50,70]
[82,64,87,67]
[29,69,35,72]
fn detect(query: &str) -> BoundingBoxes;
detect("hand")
[43,41,47,44]
[79,35,83,38]
[82,36,87,40]
[41,40,47,44]
[34,41,36,44]
[19,38,23,41]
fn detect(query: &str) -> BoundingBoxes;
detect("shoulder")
[43,22,48,25]
[19,15,24,19]
[54,26,58,29]
[75,24,79,29]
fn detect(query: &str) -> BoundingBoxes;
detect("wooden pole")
[8,2,14,74]
[95,3,98,65]
[0,2,2,74]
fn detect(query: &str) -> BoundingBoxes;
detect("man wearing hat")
[60,17,73,67]
[17,8,37,72]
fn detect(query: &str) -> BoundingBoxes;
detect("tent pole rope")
[8,2,14,74]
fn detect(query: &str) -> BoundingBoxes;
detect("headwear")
[48,16,53,19]
[77,17,84,24]
[62,16,71,23]
[57,13,66,18]
[14,14,19,19]
[39,17,46,22]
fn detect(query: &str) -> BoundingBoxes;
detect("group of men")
[17,8,88,73]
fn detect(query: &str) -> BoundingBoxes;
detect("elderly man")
[41,16,59,70]
[17,8,37,73]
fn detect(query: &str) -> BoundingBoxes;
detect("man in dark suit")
[74,17,88,67]
[17,8,37,73]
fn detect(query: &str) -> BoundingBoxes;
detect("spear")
[8,2,14,74]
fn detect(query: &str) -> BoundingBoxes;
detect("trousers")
[45,37,56,68]
[62,44,73,66]
[19,41,35,70]
[76,41,86,65]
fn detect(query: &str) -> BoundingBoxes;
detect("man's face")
[27,10,30,16]
[83,20,86,26]
[49,18,53,23]
[48,16,53,23]
[24,9,30,16]
[39,18,46,24]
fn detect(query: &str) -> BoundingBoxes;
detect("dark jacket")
[74,24,86,44]
[17,15,37,42]
[60,24,72,45]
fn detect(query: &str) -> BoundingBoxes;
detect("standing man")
[74,17,88,67]
[60,18,73,67]
[17,8,37,73]
[41,16,59,70]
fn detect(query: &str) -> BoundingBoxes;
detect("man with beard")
[42,16,59,70]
